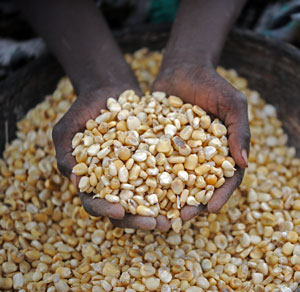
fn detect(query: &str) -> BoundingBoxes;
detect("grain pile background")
[0,49,299,291]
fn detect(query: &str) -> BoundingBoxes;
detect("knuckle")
[81,197,98,217]
[231,91,247,112]
[152,71,175,93]
[238,92,248,108]
[244,129,251,144]
[52,121,64,142]
[82,203,93,216]
[240,123,251,148]
[152,79,166,92]
[56,157,69,177]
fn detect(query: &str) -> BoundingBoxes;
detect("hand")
[52,87,171,231]
[153,61,250,219]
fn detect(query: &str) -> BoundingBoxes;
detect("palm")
[53,88,171,231]
[153,65,250,219]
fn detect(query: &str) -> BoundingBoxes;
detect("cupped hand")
[153,62,250,219]
[52,87,171,231]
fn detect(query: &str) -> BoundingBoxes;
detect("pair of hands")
[52,60,250,232]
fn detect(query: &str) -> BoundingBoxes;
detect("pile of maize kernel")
[0,48,300,292]
[72,89,235,231]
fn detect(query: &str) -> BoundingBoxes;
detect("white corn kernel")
[83,136,94,147]
[118,166,129,183]
[204,146,217,160]
[127,116,141,130]
[87,144,100,156]
[187,196,199,206]
[164,124,177,137]
[97,147,111,159]
[222,160,234,171]
[178,170,189,182]
[136,205,155,216]
[160,172,172,186]
[72,132,83,148]
[146,194,158,205]
[105,194,120,203]
[132,152,147,162]
[211,123,227,137]
[107,101,121,112]
[78,176,90,192]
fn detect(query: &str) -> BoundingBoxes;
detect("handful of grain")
[72,90,235,229]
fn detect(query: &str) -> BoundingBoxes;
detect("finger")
[79,192,125,219]
[156,215,171,232]
[52,121,77,178]
[53,92,110,178]
[52,101,89,177]
[53,88,137,178]
[207,167,245,213]
[181,204,207,221]
[225,93,250,169]
[110,214,156,230]
[151,71,172,94]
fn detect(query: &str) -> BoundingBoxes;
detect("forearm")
[163,0,246,67]
[18,0,138,94]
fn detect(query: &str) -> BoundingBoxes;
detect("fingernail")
[70,174,78,192]
[242,149,248,166]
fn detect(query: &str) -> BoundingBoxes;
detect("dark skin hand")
[153,62,249,220]
[53,86,170,231]
[19,0,171,231]
[154,0,250,221]
[19,0,249,231]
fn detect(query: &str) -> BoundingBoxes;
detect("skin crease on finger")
[79,192,125,219]
[110,215,171,232]
[109,216,156,231]
[180,205,207,222]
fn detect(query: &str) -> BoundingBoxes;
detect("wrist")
[161,49,215,75]
[75,70,140,98]
[159,55,215,80]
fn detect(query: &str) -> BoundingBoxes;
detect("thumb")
[52,120,78,178]
[52,97,94,178]
[225,93,250,168]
